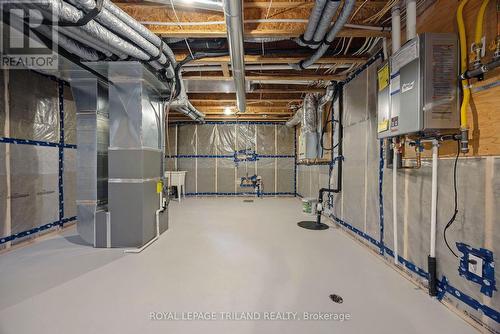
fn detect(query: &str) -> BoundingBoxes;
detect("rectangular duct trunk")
[71,73,109,247]
[107,62,168,248]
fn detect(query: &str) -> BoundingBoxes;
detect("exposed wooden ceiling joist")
[175,55,367,65]
[116,3,390,38]
[182,75,344,81]
[186,92,308,100]
[192,106,293,113]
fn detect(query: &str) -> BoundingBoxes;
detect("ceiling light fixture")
[224,107,234,115]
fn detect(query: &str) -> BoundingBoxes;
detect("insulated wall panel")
[63,148,76,218]
[297,165,309,198]
[365,64,381,240]
[63,86,77,145]
[9,145,58,236]
[277,126,294,155]
[197,158,216,193]
[341,121,367,232]
[257,125,275,155]
[0,69,4,137]
[177,124,195,155]
[236,123,256,151]
[9,71,59,142]
[177,159,196,193]
[0,144,6,237]
[197,124,216,155]
[217,158,235,193]
[217,124,236,155]
[176,123,295,195]
[257,158,275,193]
[277,158,294,193]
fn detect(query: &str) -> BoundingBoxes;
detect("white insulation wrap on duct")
[67,0,169,67]
[286,108,303,127]
[302,94,318,134]
[33,0,150,60]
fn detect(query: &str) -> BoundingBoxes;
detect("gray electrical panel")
[377,33,459,138]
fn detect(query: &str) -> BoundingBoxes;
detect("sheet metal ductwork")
[71,62,169,248]
[71,72,110,247]
[223,0,246,112]
[107,62,168,247]
[287,85,336,159]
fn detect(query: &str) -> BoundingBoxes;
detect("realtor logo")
[0,1,58,70]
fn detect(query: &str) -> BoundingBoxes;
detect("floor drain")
[329,294,343,304]
[243,199,254,203]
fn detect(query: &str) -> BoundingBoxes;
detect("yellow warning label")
[378,120,389,133]
[156,181,163,194]
[377,64,389,91]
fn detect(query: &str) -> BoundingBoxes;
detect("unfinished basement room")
[0,0,499,333]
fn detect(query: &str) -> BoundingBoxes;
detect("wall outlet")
[468,254,484,277]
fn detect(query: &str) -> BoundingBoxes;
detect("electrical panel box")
[377,33,459,138]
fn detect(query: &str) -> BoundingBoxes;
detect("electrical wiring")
[443,140,461,258]
[320,82,340,151]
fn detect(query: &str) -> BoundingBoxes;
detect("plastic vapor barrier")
[169,122,295,196]
[1,70,77,247]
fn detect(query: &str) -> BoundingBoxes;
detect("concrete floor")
[0,198,476,334]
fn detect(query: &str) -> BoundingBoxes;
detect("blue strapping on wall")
[378,139,385,255]
[456,243,496,297]
[172,121,288,126]
[0,78,77,245]
[0,137,76,149]
[186,192,295,196]
[167,154,294,159]
[0,217,77,245]
[329,213,500,323]
[58,80,65,223]
[438,276,499,322]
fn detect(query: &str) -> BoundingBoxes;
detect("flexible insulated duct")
[292,0,356,69]
[68,0,169,67]
[34,0,151,60]
[286,108,303,127]
[15,0,202,120]
[223,0,246,112]
[311,0,341,47]
[296,0,327,47]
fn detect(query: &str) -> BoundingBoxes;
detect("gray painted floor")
[0,198,476,333]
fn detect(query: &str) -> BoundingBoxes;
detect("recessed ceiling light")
[223,107,234,115]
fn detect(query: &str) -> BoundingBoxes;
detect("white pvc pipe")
[391,5,401,53]
[406,0,417,41]
[124,192,165,254]
[393,138,398,265]
[429,139,439,258]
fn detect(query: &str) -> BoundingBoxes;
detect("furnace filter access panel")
[377,33,459,138]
